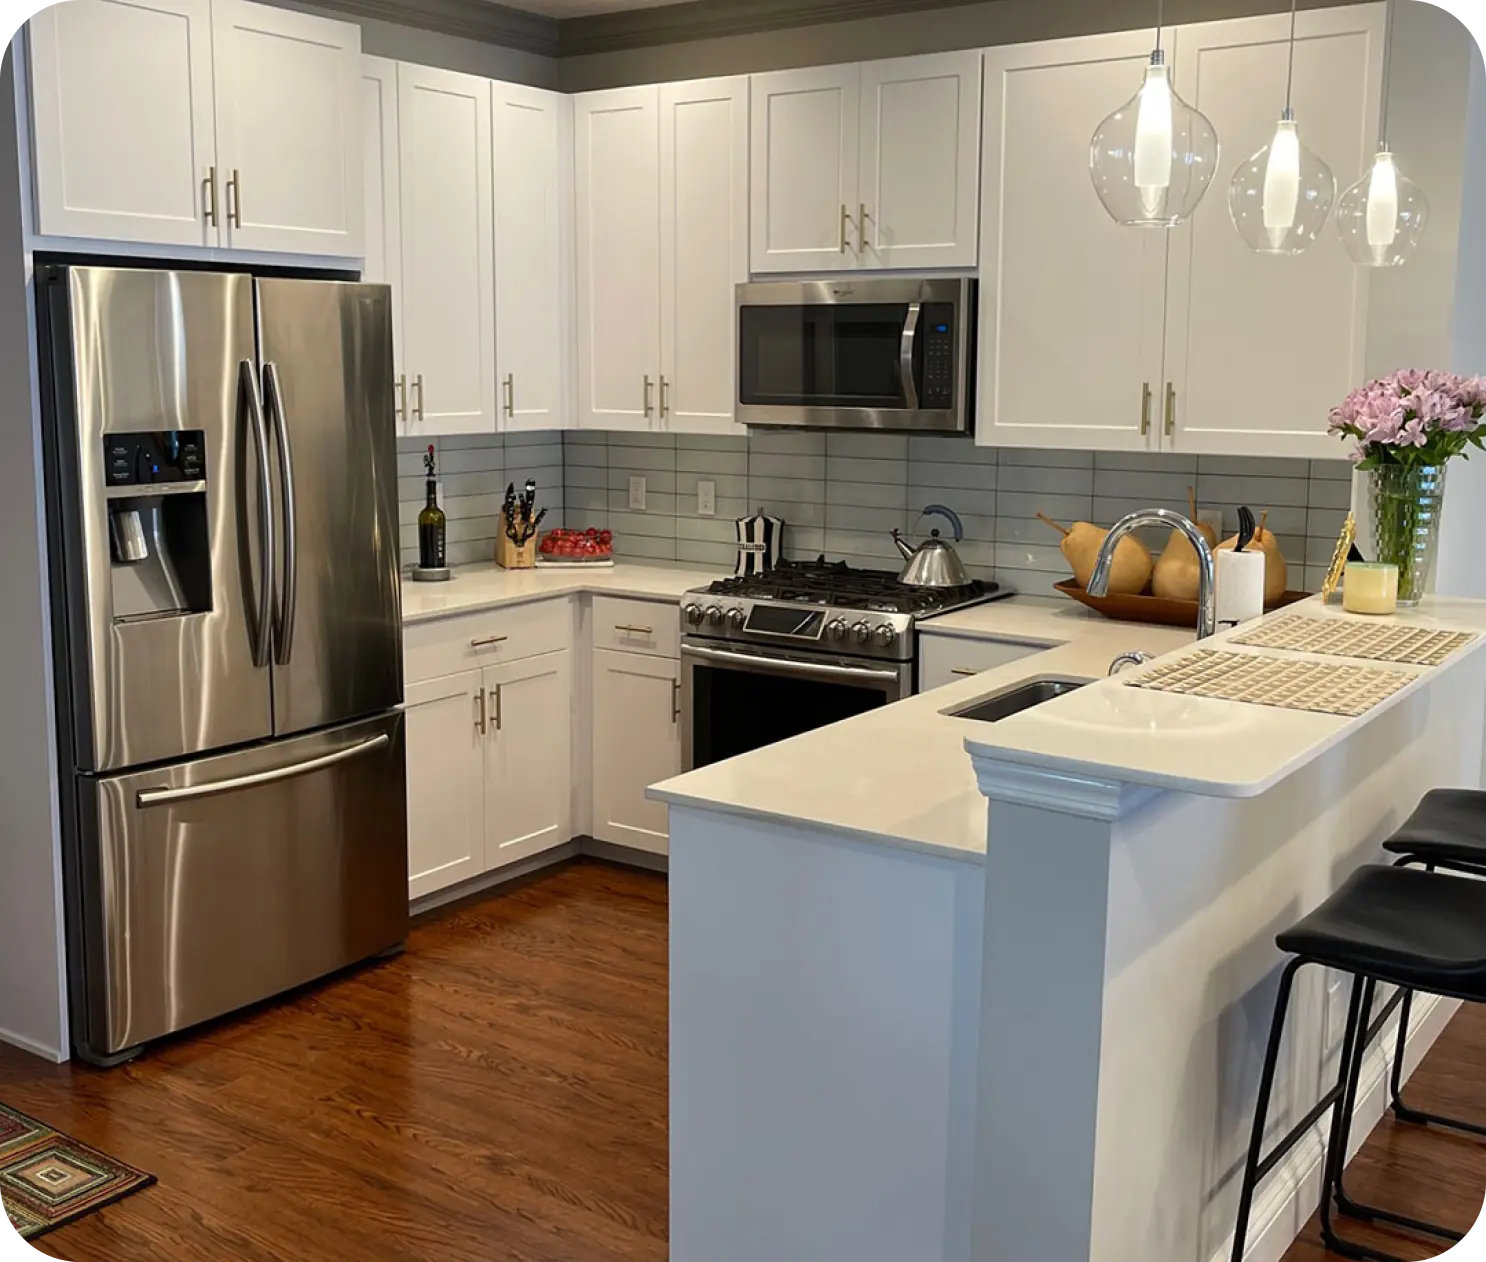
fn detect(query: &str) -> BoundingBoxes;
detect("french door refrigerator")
[36,264,408,1065]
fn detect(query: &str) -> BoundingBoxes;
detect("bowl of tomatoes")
[537,527,615,566]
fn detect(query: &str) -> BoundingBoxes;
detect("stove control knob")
[825,618,848,642]
[705,605,725,627]
[726,606,746,629]
[873,623,898,649]
[682,603,704,627]
[850,620,872,645]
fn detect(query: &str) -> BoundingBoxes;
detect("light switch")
[698,480,716,517]
[629,476,647,511]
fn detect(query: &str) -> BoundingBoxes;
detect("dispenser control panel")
[103,430,206,488]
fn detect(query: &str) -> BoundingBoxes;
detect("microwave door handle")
[240,359,274,669]
[900,302,921,411]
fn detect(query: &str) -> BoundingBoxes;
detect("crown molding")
[968,751,1161,822]
[313,0,561,56]
[558,0,995,58]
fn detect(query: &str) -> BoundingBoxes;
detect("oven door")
[681,640,910,771]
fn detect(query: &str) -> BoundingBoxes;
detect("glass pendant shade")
[1336,151,1428,266]
[1227,113,1336,254]
[1090,51,1220,227]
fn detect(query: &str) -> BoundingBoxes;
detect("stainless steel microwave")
[736,276,976,433]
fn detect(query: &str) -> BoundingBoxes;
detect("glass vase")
[1368,464,1447,606]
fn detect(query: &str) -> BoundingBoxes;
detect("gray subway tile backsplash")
[399,431,1354,598]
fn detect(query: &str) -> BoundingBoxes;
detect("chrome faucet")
[1088,508,1217,639]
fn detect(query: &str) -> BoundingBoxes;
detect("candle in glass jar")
[1343,562,1399,615]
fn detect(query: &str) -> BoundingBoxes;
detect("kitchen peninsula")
[655,596,1486,1262]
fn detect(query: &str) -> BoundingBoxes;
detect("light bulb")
[1336,150,1428,267]
[1090,49,1220,228]
[1227,111,1335,255]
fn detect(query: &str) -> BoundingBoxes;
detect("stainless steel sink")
[946,676,1091,723]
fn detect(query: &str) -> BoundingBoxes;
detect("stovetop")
[703,558,1002,616]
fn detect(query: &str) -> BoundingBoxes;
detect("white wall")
[0,47,67,1061]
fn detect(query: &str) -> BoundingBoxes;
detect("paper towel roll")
[1216,549,1266,629]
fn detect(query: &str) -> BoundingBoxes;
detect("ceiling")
[495,0,694,17]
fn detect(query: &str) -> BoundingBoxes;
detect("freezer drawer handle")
[240,359,275,669]
[135,734,391,808]
[263,362,298,666]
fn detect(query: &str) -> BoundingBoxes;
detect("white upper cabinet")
[858,52,983,269]
[575,87,662,431]
[484,650,572,870]
[750,65,860,273]
[361,56,402,406]
[27,0,218,247]
[492,83,571,433]
[210,0,362,256]
[659,77,748,436]
[398,63,497,437]
[1165,6,1383,458]
[750,52,982,274]
[978,32,1170,450]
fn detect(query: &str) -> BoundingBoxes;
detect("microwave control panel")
[920,304,955,410]
[102,430,206,487]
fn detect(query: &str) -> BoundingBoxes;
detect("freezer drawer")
[73,712,407,1060]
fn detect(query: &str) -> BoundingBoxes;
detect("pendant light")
[1089,0,1219,227]
[1227,0,1336,253]
[1335,0,1428,266]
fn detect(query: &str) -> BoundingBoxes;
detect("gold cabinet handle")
[840,203,853,254]
[659,376,670,422]
[613,624,654,635]
[412,373,424,423]
[671,678,680,723]
[503,373,514,419]
[474,689,487,736]
[643,375,654,419]
[1140,381,1152,436]
[202,166,219,227]
[470,634,508,649]
[951,667,978,677]
[491,685,502,732]
[1164,382,1176,437]
[226,168,242,228]
[395,373,407,422]
[859,202,869,254]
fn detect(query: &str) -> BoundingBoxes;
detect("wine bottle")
[418,444,446,569]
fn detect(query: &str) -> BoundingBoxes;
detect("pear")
[1152,487,1219,602]
[1038,513,1153,595]
[1215,509,1288,605]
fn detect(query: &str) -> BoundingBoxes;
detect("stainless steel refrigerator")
[36,264,408,1065]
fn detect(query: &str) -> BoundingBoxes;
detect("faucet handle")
[1108,650,1156,677]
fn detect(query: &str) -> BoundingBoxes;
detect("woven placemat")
[1231,615,1476,667]
[1126,650,1413,718]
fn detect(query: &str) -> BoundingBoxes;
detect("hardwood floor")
[0,860,669,1262]
[2,857,1483,1261]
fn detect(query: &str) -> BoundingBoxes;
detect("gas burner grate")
[707,557,998,615]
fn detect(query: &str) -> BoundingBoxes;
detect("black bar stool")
[1230,864,1486,1262]
[1382,789,1486,1138]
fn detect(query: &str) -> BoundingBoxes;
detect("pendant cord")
[1378,0,1395,150]
[1284,0,1298,112]
[1155,0,1163,53]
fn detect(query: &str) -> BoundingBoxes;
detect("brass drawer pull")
[1140,381,1152,436]
[1165,382,1176,437]
[475,690,487,735]
[951,667,978,677]
[470,635,509,649]
[671,678,680,723]
[614,624,654,635]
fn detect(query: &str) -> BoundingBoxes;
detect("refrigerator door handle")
[263,362,298,666]
[134,733,391,808]
[241,358,275,668]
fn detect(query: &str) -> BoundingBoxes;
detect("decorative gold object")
[1321,511,1356,602]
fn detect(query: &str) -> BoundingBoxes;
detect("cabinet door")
[398,64,497,436]
[1165,8,1382,458]
[405,672,486,899]
[916,634,1045,694]
[493,83,569,432]
[859,52,983,270]
[978,34,1169,450]
[749,65,861,273]
[659,77,748,437]
[27,0,217,246]
[361,56,403,421]
[591,649,679,855]
[575,87,661,431]
[484,650,572,869]
[210,0,362,257]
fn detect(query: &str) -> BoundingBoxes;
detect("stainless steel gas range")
[678,559,1009,769]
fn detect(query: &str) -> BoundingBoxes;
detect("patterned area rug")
[0,1102,154,1240]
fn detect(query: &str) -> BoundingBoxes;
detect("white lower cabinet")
[405,671,486,899]
[591,648,681,855]
[917,633,1048,694]
[483,649,573,868]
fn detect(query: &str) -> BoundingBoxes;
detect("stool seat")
[1382,789,1486,866]
[1277,865,1486,999]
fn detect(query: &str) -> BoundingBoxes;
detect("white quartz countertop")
[650,600,1196,863]
[400,561,723,624]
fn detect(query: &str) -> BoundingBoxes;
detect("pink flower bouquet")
[1328,369,1486,470]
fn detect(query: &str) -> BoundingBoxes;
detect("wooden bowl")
[1054,580,1311,627]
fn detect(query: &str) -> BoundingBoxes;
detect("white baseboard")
[1215,992,1461,1262]
[0,1023,65,1064]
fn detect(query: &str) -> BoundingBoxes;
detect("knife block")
[496,511,537,570]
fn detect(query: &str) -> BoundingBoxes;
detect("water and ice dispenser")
[102,429,212,620]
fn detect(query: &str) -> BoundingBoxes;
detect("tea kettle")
[892,505,971,588]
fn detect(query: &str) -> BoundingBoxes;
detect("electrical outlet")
[697,480,716,517]
[628,475,647,511]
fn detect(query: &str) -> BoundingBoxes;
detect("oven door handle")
[899,301,921,411]
[682,642,902,686]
